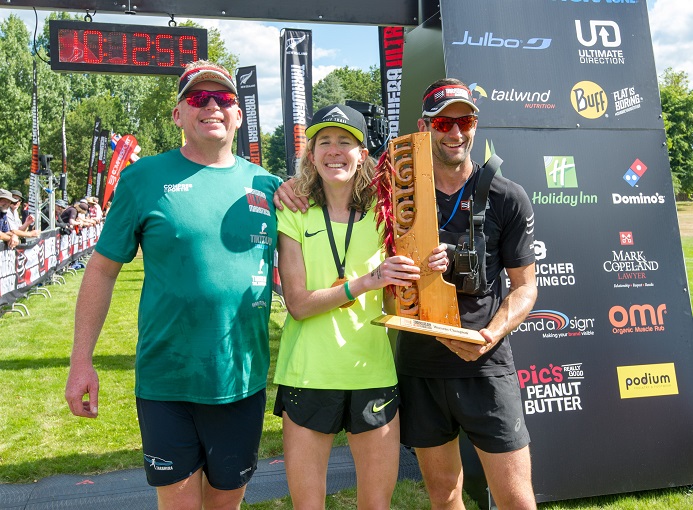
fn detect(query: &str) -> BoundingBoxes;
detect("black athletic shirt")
[396,161,535,378]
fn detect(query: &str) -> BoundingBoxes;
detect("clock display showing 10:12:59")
[49,20,208,76]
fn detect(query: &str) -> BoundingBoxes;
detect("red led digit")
[107,32,127,64]
[132,32,151,66]
[155,34,174,66]
[179,36,198,66]
[83,30,103,63]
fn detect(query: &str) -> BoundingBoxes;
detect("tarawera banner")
[60,98,68,201]
[94,129,109,199]
[236,66,263,165]
[0,225,101,307]
[85,117,101,198]
[378,26,404,139]
[101,134,139,207]
[28,59,40,219]
[280,29,312,176]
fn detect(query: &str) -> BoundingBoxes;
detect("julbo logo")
[453,32,551,50]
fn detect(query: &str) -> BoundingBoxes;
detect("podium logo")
[617,363,678,399]
[544,156,578,188]
[571,81,608,119]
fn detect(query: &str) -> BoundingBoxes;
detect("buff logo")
[571,81,608,119]
[518,363,584,415]
[617,363,678,399]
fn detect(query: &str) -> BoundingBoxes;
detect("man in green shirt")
[65,60,281,510]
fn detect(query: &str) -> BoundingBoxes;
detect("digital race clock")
[49,20,208,75]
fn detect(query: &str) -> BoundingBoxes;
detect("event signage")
[49,20,207,75]
[280,29,312,176]
[235,66,263,166]
[438,0,693,503]
[378,26,404,138]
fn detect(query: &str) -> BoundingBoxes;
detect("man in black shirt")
[396,78,537,509]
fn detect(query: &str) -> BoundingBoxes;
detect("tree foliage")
[312,65,381,110]
[0,13,237,201]
[659,68,693,197]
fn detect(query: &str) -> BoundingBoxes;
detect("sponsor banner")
[617,363,679,399]
[439,0,662,129]
[280,29,312,176]
[102,134,139,207]
[609,302,667,335]
[85,117,101,198]
[0,226,100,306]
[235,66,263,166]
[378,26,404,138]
[518,361,585,415]
[603,230,659,289]
[94,129,109,199]
[28,60,40,219]
[61,98,69,201]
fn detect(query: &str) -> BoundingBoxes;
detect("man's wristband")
[344,280,355,301]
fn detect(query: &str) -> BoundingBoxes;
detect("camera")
[345,100,390,157]
[453,235,482,295]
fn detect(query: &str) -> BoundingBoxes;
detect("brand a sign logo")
[512,310,595,338]
[617,363,678,399]
[545,156,578,188]
[571,81,608,119]
[453,32,551,50]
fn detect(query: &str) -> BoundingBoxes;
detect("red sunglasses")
[428,115,478,133]
[184,90,238,108]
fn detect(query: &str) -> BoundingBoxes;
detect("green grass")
[2,219,693,508]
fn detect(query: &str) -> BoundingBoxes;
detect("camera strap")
[472,154,503,229]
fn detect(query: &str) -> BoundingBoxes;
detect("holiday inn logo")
[545,156,578,188]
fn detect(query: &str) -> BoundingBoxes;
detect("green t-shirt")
[96,149,281,404]
[274,206,397,390]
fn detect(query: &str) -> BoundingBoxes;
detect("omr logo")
[571,81,608,119]
[575,20,621,48]
[544,156,578,188]
[609,303,666,334]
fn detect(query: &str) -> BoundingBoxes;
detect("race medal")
[332,277,356,308]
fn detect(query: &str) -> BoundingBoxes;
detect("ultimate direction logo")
[512,310,595,339]
[518,362,585,415]
[617,363,678,399]
[613,158,666,206]
[575,20,625,65]
[533,156,597,207]
[453,31,551,50]
[571,81,608,119]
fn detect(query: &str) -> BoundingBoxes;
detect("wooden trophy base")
[371,314,487,345]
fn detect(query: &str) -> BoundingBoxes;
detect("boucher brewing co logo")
[518,362,585,415]
[505,240,577,289]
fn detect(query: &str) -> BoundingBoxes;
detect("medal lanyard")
[322,206,356,279]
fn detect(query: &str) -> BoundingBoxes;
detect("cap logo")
[434,90,446,101]
[323,107,350,122]
[286,35,307,50]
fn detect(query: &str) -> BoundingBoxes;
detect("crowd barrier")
[0,225,101,312]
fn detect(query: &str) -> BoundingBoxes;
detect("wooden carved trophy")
[371,132,485,344]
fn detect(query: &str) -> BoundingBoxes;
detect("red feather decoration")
[373,150,397,296]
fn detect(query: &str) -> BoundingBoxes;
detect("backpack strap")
[472,154,502,226]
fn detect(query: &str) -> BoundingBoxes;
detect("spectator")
[1,189,38,241]
[0,189,20,248]
[86,196,103,221]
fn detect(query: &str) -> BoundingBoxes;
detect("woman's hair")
[293,134,376,212]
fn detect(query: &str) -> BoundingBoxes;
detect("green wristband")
[344,280,355,301]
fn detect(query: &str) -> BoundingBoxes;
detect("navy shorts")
[136,389,266,489]
[398,374,530,454]
[273,385,399,434]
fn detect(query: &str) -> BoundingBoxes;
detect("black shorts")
[398,374,530,454]
[136,390,266,489]
[273,385,399,435]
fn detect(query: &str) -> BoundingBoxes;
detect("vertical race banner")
[378,26,404,139]
[280,29,312,176]
[60,98,68,202]
[94,129,109,199]
[236,66,263,165]
[85,117,101,198]
[101,134,139,207]
[434,0,693,503]
[28,59,40,218]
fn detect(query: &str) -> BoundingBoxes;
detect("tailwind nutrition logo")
[617,363,678,399]
[571,81,608,119]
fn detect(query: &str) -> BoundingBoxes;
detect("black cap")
[306,104,367,143]
[10,190,23,200]
[422,84,479,117]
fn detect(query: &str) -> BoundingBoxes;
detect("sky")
[0,0,691,133]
